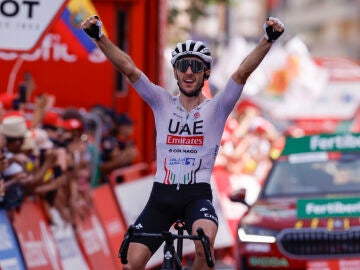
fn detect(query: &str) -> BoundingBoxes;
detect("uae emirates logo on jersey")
[167,135,204,145]
[167,119,204,146]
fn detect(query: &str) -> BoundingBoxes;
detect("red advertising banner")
[11,200,63,270]
[92,184,127,268]
[74,209,118,270]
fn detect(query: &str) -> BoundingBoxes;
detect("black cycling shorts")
[130,182,218,254]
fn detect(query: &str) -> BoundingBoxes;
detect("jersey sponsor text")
[167,135,204,145]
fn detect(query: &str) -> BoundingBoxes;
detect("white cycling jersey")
[132,73,244,185]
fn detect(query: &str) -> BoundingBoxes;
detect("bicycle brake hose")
[196,228,214,268]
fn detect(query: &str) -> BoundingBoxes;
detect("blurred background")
[0,1,360,269]
[168,0,360,59]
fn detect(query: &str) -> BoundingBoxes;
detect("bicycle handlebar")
[118,225,214,268]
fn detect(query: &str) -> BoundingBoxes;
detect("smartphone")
[12,99,20,110]
[19,84,27,103]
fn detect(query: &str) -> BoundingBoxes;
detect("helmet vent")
[171,40,212,69]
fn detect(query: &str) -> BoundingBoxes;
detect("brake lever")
[118,225,135,264]
[196,227,214,268]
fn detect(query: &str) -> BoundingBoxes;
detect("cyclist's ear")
[204,69,210,80]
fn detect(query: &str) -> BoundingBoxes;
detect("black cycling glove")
[263,17,285,42]
[83,15,103,41]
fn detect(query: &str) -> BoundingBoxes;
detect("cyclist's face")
[174,57,209,94]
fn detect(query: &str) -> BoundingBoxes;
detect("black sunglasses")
[175,59,206,73]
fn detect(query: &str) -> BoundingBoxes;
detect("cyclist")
[82,16,284,270]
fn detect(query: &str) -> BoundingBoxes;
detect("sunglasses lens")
[176,59,205,73]
[192,60,204,73]
[176,60,188,72]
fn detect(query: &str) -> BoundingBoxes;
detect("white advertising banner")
[50,208,90,270]
[0,0,68,51]
[269,81,360,120]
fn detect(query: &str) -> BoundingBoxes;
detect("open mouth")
[183,78,195,86]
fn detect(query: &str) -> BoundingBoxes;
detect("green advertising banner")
[297,197,360,219]
[282,133,360,156]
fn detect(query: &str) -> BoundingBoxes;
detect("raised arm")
[81,16,142,83]
[231,17,284,85]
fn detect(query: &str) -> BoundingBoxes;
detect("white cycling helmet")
[171,40,212,69]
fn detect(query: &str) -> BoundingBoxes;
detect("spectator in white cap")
[1,115,28,154]
[0,115,30,211]
[1,115,28,178]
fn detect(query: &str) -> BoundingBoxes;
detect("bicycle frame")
[161,230,185,270]
[118,220,214,270]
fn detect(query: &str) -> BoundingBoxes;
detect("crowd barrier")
[0,181,127,270]
[108,162,150,186]
[0,163,237,270]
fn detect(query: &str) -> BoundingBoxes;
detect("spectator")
[63,116,93,221]
[90,104,116,138]
[89,106,136,183]
[0,139,8,206]
[22,130,65,223]
[114,113,139,165]
[91,105,117,165]
[0,115,29,212]
[42,110,67,147]
[30,91,56,128]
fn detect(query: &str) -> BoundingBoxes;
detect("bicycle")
[118,220,215,270]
